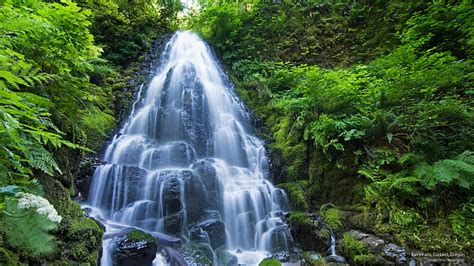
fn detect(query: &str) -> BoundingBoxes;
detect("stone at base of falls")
[181,243,215,264]
[269,225,294,253]
[383,243,407,264]
[198,219,226,249]
[287,212,331,252]
[111,229,158,266]
[325,255,347,264]
[344,230,408,264]
[216,248,238,266]
[161,247,187,266]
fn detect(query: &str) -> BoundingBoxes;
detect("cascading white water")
[87,31,293,265]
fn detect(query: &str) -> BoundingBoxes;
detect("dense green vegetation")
[0,0,177,263]
[189,0,473,257]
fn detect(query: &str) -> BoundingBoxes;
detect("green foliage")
[2,196,58,258]
[79,0,178,66]
[259,257,282,266]
[448,201,474,242]
[415,151,474,190]
[0,247,20,265]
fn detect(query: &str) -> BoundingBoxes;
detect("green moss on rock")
[259,257,282,266]
[62,216,104,264]
[127,229,155,244]
[278,181,309,211]
[320,207,343,232]
[339,234,366,259]
[354,254,378,265]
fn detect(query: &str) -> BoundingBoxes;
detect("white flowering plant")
[0,189,62,256]
[16,192,62,224]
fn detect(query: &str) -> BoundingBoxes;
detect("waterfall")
[87,31,292,265]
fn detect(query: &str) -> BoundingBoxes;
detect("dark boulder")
[161,247,187,266]
[163,211,185,235]
[189,226,211,245]
[76,157,105,199]
[198,219,226,249]
[325,254,347,264]
[216,248,238,266]
[111,229,157,266]
[192,159,222,210]
[182,171,207,224]
[149,231,182,248]
[160,173,183,216]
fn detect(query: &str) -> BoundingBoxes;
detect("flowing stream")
[86,31,293,265]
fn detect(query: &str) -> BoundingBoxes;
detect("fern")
[416,150,474,190]
[2,196,57,257]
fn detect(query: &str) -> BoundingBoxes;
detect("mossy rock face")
[278,181,309,211]
[320,207,343,232]
[61,216,105,264]
[339,234,366,259]
[38,173,104,265]
[259,257,282,266]
[288,212,330,252]
[308,149,362,206]
[112,229,158,266]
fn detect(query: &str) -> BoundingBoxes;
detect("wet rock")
[160,173,183,216]
[192,159,221,209]
[383,243,407,264]
[145,141,196,169]
[76,157,105,199]
[216,248,238,266]
[189,226,210,244]
[269,225,294,253]
[111,229,157,266]
[161,247,187,266]
[163,211,185,235]
[273,251,290,262]
[199,219,226,249]
[149,231,182,248]
[182,171,207,224]
[347,230,386,253]
[181,243,214,265]
[344,230,408,264]
[325,254,347,264]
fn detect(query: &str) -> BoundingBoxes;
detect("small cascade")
[86,31,293,265]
